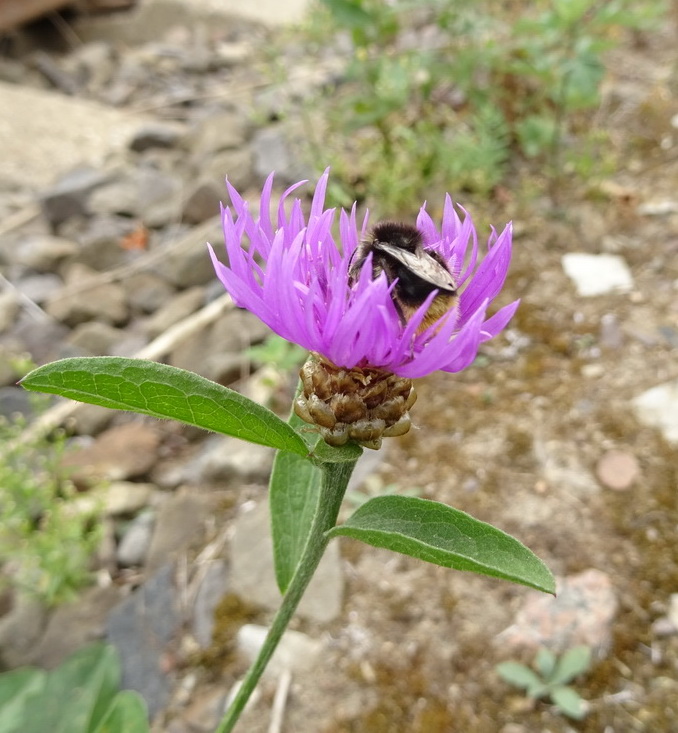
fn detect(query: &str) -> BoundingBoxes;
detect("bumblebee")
[348,221,458,333]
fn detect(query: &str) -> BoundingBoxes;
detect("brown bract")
[294,353,417,450]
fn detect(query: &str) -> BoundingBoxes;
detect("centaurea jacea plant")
[21,171,554,733]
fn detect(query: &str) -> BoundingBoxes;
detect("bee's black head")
[371,222,422,253]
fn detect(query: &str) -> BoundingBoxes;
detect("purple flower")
[208,169,518,380]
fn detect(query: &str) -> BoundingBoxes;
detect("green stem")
[215,457,358,733]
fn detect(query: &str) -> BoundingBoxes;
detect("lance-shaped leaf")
[270,412,322,594]
[327,495,555,593]
[21,357,310,457]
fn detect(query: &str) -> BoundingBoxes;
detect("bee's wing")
[375,241,457,292]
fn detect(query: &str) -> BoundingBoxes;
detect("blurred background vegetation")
[298,0,666,213]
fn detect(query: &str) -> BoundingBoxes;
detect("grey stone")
[15,234,78,272]
[143,286,206,338]
[129,122,186,153]
[122,271,175,314]
[182,180,222,225]
[193,435,274,484]
[156,220,222,288]
[0,80,150,189]
[28,585,122,669]
[237,624,321,677]
[75,215,140,272]
[89,169,183,228]
[105,481,156,516]
[117,511,156,567]
[0,592,47,668]
[231,502,343,623]
[252,126,307,184]
[9,313,72,363]
[67,321,128,355]
[633,380,678,445]
[190,110,250,156]
[0,386,37,419]
[14,273,63,305]
[145,492,211,574]
[69,403,114,436]
[61,421,161,486]
[192,559,229,647]
[562,253,634,296]
[200,147,254,193]
[46,264,128,326]
[38,166,111,226]
[106,564,180,718]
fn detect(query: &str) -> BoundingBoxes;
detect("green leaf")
[21,643,120,733]
[270,411,322,593]
[535,647,557,679]
[549,646,592,686]
[320,0,371,28]
[496,662,544,693]
[0,668,46,733]
[328,496,555,593]
[550,685,587,720]
[92,691,149,733]
[21,357,310,458]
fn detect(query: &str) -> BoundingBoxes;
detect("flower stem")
[215,456,358,733]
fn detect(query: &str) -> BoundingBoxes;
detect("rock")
[497,569,618,656]
[38,166,110,226]
[0,592,47,668]
[46,264,128,326]
[117,511,156,567]
[105,481,155,516]
[14,234,78,272]
[74,41,116,94]
[68,403,114,436]
[106,564,181,719]
[535,439,599,497]
[252,126,298,183]
[237,624,321,676]
[0,290,19,333]
[652,594,678,637]
[200,147,255,193]
[28,585,122,669]
[14,273,63,305]
[596,450,640,490]
[74,215,140,272]
[190,110,250,156]
[561,253,634,297]
[192,560,229,647]
[145,492,211,574]
[0,79,153,189]
[62,421,161,486]
[230,502,343,623]
[129,122,186,153]
[633,380,678,445]
[156,219,223,288]
[0,386,38,419]
[89,168,183,228]
[191,435,274,485]
[182,180,222,225]
[9,313,72,363]
[122,271,176,314]
[143,286,206,338]
[67,321,128,355]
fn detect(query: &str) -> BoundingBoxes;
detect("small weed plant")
[0,642,147,732]
[0,370,100,606]
[305,0,665,211]
[497,645,592,720]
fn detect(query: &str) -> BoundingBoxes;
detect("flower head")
[209,169,517,380]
